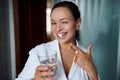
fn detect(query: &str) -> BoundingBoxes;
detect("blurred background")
[0,0,119,80]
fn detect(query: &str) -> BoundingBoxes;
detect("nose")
[56,23,63,32]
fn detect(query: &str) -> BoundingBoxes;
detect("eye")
[51,22,56,25]
[61,21,68,24]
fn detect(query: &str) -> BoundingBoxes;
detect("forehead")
[50,7,74,20]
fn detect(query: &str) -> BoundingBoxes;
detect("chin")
[57,38,71,44]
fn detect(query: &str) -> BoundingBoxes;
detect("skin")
[50,7,80,45]
[33,7,98,80]
[70,44,98,80]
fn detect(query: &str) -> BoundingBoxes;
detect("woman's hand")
[33,66,56,80]
[70,44,98,80]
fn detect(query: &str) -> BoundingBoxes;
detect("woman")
[16,1,99,80]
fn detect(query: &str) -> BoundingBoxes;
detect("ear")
[75,18,82,30]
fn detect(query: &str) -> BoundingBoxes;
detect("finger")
[35,67,55,79]
[41,71,54,77]
[70,43,83,54]
[36,66,48,71]
[87,44,92,56]
[74,55,79,63]
[43,76,56,80]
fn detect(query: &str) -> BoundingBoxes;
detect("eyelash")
[62,21,68,24]
[51,22,56,25]
[51,21,68,25]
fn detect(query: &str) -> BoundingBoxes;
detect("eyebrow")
[51,18,71,21]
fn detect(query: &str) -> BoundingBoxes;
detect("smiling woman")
[15,1,100,80]
[50,7,80,44]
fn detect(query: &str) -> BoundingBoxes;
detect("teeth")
[58,34,63,37]
[58,32,66,38]
[57,32,66,38]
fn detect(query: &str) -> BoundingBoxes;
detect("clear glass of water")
[38,50,57,78]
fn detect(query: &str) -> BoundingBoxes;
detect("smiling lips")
[57,32,67,38]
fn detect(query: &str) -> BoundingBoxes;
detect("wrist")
[87,69,98,80]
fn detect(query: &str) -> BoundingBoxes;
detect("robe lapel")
[68,40,83,79]
[48,40,88,80]
[68,58,79,79]
[48,40,67,80]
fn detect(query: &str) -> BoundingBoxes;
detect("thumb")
[87,44,92,56]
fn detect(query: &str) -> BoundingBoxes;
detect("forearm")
[88,71,98,80]
[86,66,98,80]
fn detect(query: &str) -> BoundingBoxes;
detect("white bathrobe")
[16,39,100,80]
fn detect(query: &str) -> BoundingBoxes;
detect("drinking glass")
[38,50,57,78]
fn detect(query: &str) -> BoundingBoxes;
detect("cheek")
[51,27,55,34]
[70,29,76,36]
[68,25,76,33]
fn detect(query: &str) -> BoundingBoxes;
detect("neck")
[59,40,76,50]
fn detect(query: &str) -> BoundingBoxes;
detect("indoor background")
[0,0,120,80]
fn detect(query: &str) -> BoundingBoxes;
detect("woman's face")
[50,7,80,44]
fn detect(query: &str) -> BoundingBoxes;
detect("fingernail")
[51,71,54,75]
[45,67,48,70]
[68,46,71,50]
[52,78,56,80]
